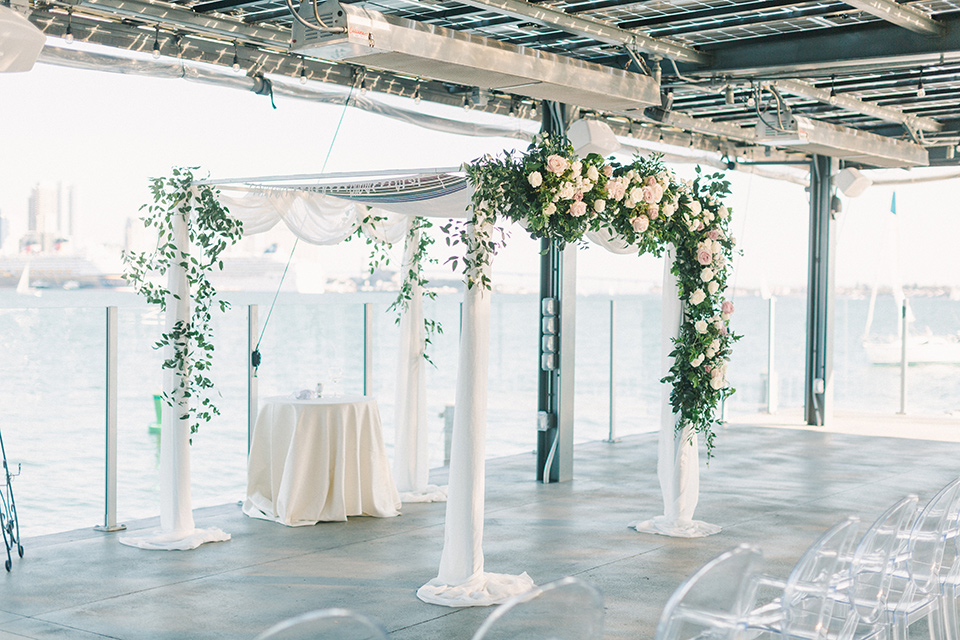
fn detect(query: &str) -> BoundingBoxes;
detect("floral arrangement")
[462,134,739,457]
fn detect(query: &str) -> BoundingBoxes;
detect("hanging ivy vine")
[122,166,244,436]
[458,134,740,457]
[387,216,443,365]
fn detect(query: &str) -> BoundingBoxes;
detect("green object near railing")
[148,394,161,435]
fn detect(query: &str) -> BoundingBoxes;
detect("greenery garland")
[387,216,443,365]
[461,134,740,457]
[122,167,244,436]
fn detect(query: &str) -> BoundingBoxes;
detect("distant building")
[24,183,76,252]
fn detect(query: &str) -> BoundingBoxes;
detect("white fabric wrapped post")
[394,224,447,503]
[630,246,720,538]
[120,207,230,551]
[417,219,534,607]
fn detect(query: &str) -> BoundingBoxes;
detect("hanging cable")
[252,84,355,373]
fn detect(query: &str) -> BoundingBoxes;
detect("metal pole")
[899,299,907,414]
[95,306,125,532]
[247,304,258,454]
[767,296,778,414]
[363,303,374,396]
[606,299,619,443]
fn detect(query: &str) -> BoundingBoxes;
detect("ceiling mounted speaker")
[835,167,872,197]
[0,5,45,73]
[568,119,621,156]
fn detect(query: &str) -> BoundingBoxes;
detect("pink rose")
[708,229,720,241]
[631,215,649,233]
[697,249,712,266]
[641,186,657,204]
[645,176,658,186]
[607,180,626,201]
[546,154,568,174]
[697,221,705,231]
[602,165,613,178]
[719,324,728,335]
[573,191,583,201]
[570,201,587,217]
[648,203,659,219]
[704,365,712,373]
[722,300,735,315]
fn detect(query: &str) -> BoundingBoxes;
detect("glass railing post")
[95,306,125,533]
[899,299,908,415]
[767,296,778,414]
[248,304,259,454]
[363,303,374,396]
[605,299,619,443]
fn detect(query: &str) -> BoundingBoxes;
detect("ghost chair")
[254,608,388,640]
[471,576,604,640]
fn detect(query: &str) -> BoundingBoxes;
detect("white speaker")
[568,119,621,156]
[835,167,872,197]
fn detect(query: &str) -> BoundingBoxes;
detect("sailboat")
[15,263,41,298]
[862,193,960,365]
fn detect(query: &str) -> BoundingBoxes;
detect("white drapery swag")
[629,246,720,538]
[394,223,447,503]
[120,206,231,551]
[417,219,534,606]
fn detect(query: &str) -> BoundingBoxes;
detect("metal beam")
[774,78,942,133]
[70,0,289,47]
[843,0,943,36]
[689,13,960,78]
[453,0,710,65]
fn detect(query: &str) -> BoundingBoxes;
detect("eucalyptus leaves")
[122,167,243,436]
[462,134,740,457]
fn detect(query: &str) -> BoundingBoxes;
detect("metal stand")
[0,428,23,571]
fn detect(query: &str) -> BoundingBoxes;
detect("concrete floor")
[2,416,960,639]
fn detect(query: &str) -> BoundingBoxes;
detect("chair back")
[254,608,388,640]
[780,517,861,640]
[905,477,960,596]
[849,495,919,624]
[471,576,604,640]
[655,544,763,640]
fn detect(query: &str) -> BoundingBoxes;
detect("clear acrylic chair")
[885,479,960,640]
[254,608,389,640]
[655,544,764,640]
[846,495,920,629]
[746,517,863,640]
[471,576,604,640]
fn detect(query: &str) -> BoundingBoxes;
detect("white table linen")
[243,395,401,526]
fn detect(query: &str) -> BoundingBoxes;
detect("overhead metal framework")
[15,0,960,168]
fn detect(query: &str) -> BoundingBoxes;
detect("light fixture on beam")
[64,9,74,43]
[299,57,307,84]
[290,0,662,114]
[231,42,240,72]
[755,114,929,168]
[152,26,161,59]
[773,78,940,133]
[916,71,926,98]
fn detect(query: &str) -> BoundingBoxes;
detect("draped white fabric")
[217,189,410,245]
[417,220,534,607]
[394,225,447,503]
[629,247,720,538]
[120,207,230,551]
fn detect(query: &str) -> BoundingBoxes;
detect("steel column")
[537,101,577,483]
[804,155,837,426]
[247,305,258,454]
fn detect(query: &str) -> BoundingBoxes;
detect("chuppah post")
[630,246,721,538]
[417,218,534,607]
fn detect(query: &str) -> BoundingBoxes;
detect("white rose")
[629,187,644,203]
[701,268,714,282]
[715,319,725,331]
[571,161,582,178]
[690,289,706,305]
[625,197,637,209]
[586,165,599,182]
[558,183,575,200]
[707,281,720,295]
[691,354,704,367]
[695,320,708,334]
[710,376,725,390]
[721,312,730,321]
[594,199,606,213]
[719,205,729,219]
[528,171,543,188]
[544,202,557,217]
[661,203,676,217]
[706,346,717,359]
[689,199,702,215]
[704,211,715,224]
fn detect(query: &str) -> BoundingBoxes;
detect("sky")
[2,44,959,293]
